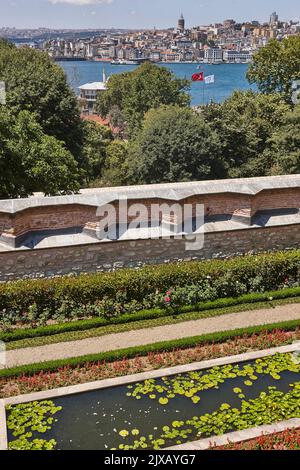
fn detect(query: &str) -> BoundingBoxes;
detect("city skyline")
[0,0,299,30]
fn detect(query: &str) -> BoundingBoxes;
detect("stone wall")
[0,224,299,282]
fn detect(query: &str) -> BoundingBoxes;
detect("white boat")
[111,59,139,66]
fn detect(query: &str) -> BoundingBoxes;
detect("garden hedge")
[0,250,299,315]
[1,286,300,343]
[1,318,300,379]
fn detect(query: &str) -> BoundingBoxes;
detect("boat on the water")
[111,59,139,66]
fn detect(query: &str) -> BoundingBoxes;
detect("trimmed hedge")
[0,250,299,315]
[1,286,300,343]
[1,318,300,379]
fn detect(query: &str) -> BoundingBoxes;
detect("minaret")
[102,66,107,84]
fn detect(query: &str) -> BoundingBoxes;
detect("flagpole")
[202,65,205,106]
[213,78,215,103]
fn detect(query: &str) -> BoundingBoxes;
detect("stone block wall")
[0,224,299,282]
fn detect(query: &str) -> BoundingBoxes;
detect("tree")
[101,140,130,187]
[81,120,113,183]
[126,105,223,184]
[247,35,300,103]
[0,108,80,198]
[201,90,291,177]
[262,105,300,175]
[107,105,127,139]
[0,44,84,160]
[96,62,190,136]
[0,39,14,50]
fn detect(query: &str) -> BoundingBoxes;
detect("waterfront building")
[223,49,252,63]
[204,47,223,63]
[78,68,107,114]
[86,44,98,58]
[160,50,182,62]
[149,50,161,62]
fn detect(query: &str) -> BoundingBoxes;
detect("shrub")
[0,250,299,326]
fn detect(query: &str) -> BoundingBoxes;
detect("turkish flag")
[191,72,204,82]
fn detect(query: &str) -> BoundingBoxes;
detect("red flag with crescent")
[191,72,204,82]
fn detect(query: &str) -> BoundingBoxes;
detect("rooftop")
[78,81,107,91]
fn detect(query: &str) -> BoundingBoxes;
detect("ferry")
[111,59,139,66]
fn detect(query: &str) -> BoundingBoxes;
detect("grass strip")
[1,317,300,379]
[2,286,300,344]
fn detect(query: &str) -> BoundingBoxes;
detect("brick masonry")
[1,188,300,240]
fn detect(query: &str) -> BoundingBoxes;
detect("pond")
[6,352,300,450]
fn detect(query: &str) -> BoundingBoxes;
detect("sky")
[0,0,299,30]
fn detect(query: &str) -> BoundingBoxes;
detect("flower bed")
[1,327,299,398]
[211,428,300,450]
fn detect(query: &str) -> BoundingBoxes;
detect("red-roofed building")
[80,113,121,137]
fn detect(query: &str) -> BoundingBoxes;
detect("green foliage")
[107,105,127,138]
[0,39,14,50]
[1,286,300,343]
[81,120,113,182]
[201,90,291,177]
[127,353,299,405]
[1,317,300,379]
[96,62,190,136]
[119,381,300,449]
[0,250,298,319]
[7,400,62,451]
[0,45,84,158]
[0,108,81,198]
[101,140,130,186]
[247,35,300,103]
[126,105,224,184]
[262,105,300,175]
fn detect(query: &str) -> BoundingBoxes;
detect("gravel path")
[3,303,300,368]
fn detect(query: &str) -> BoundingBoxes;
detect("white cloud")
[49,0,114,5]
